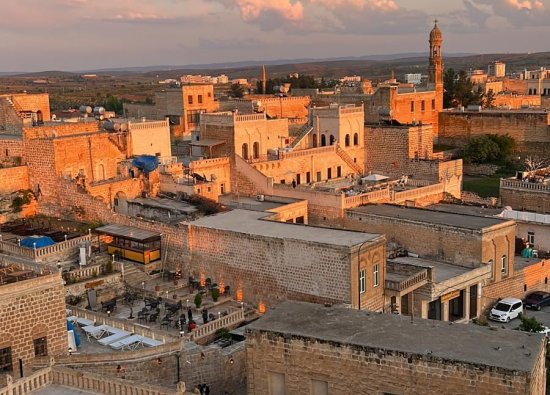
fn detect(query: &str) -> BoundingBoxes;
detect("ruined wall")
[0,274,67,376]
[0,137,24,161]
[246,332,545,395]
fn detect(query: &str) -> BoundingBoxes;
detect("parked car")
[538,326,550,338]
[489,297,523,322]
[523,291,550,310]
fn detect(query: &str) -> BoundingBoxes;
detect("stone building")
[188,209,386,311]
[0,270,67,377]
[219,96,310,122]
[500,177,550,214]
[0,93,51,134]
[246,301,546,395]
[345,205,517,280]
[123,85,219,139]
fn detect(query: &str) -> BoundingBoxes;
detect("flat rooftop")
[219,195,300,213]
[350,204,512,231]
[248,301,544,373]
[191,209,382,247]
[129,197,198,214]
[388,256,472,283]
[427,203,503,218]
[95,224,161,242]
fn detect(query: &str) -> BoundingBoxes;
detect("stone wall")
[0,274,68,376]
[0,138,23,161]
[438,111,550,155]
[187,223,385,310]
[245,331,545,395]
[483,258,550,312]
[0,166,29,194]
[500,182,550,213]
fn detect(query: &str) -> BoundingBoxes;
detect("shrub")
[215,327,231,340]
[194,293,202,309]
[105,261,113,274]
[211,288,220,302]
[518,315,545,333]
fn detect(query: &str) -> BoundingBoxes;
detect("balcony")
[385,268,429,294]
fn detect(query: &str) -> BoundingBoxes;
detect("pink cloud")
[506,0,544,9]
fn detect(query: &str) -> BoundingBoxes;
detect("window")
[311,380,328,395]
[207,92,212,98]
[345,134,350,147]
[327,168,332,179]
[359,269,366,294]
[431,99,436,110]
[373,264,379,287]
[353,133,359,146]
[528,232,535,245]
[253,142,260,159]
[316,171,321,182]
[187,95,193,105]
[336,166,342,178]
[320,135,326,146]
[241,143,248,160]
[186,110,200,125]
[329,135,335,145]
[410,101,415,112]
[268,372,286,395]
[421,100,425,111]
[501,255,507,274]
[34,337,48,357]
[0,347,12,372]
[198,95,203,104]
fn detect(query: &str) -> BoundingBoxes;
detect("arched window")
[36,110,43,125]
[312,134,318,148]
[345,134,350,147]
[321,134,326,147]
[353,133,359,146]
[329,135,335,145]
[253,142,260,159]
[242,143,248,160]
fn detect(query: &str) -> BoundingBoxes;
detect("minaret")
[428,20,443,136]
[428,20,443,96]
[261,64,267,95]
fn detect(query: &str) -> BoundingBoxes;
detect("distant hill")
[3,51,550,81]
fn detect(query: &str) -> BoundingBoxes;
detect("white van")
[489,297,523,322]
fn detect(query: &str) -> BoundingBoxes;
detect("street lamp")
[142,281,146,300]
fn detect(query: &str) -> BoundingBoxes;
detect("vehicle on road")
[523,291,550,311]
[489,297,523,322]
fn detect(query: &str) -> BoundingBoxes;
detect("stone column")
[463,287,470,321]
[420,300,429,319]
[442,300,449,322]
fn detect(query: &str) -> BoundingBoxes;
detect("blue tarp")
[132,155,159,173]
[20,236,55,249]
[67,320,81,347]
[521,248,534,258]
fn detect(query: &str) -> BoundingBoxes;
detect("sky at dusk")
[1,0,549,71]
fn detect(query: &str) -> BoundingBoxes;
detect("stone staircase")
[335,144,363,175]
[289,123,314,149]
[122,262,153,288]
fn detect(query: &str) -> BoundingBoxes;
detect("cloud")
[506,0,544,10]
[470,0,549,26]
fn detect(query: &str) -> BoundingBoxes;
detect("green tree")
[483,89,496,109]
[463,134,516,164]
[211,287,220,302]
[230,83,245,98]
[443,68,483,108]
[103,94,123,114]
[518,315,545,333]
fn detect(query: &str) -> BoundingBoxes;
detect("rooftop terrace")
[191,209,382,247]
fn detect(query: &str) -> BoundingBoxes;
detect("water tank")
[93,106,106,115]
[103,120,115,131]
[79,105,92,114]
[113,122,121,131]
[466,105,482,112]
[120,123,128,132]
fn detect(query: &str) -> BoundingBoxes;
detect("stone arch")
[320,134,327,147]
[353,133,359,146]
[241,143,249,160]
[36,110,43,125]
[253,141,260,159]
[345,134,350,147]
[329,135,336,145]
[113,191,128,215]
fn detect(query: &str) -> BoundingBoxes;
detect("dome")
[430,22,442,41]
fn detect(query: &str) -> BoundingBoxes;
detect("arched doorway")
[312,134,317,148]
[345,134,350,147]
[353,133,359,146]
[113,191,128,215]
[36,110,43,125]
[242,143,249,160]
[97,163,106,181]
[253,142,260,159]
[330,135,335,145]
[321,135,326,147]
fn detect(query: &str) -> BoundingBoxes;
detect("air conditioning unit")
[256,195,265,202]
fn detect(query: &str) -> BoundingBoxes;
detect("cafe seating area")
[0,263,38,285]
